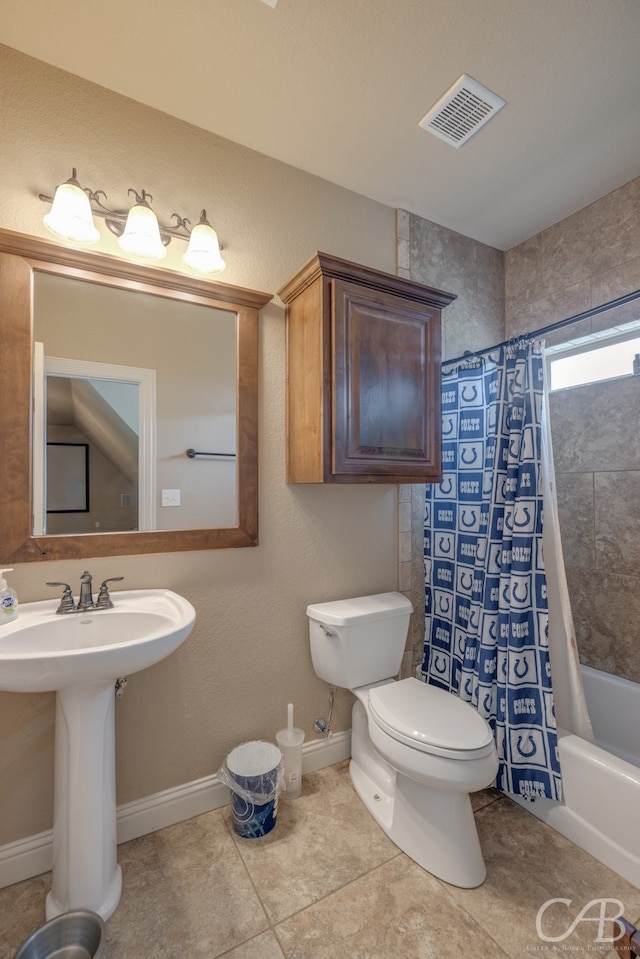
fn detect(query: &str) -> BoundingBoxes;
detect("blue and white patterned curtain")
[422,338,562,802]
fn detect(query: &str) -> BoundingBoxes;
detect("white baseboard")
[0,730,351,891]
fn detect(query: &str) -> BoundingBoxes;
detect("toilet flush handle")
[319,623,338,638]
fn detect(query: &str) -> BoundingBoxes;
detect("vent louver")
[419,74,506,148]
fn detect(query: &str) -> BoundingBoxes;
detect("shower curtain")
[422,338,564,801]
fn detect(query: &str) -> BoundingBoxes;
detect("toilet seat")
[368,677,495,760]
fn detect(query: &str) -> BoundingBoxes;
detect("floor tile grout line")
[429,870,514,959]
[216,810,274,957]
[213,785,508,955]
[218,800,409,952]
[214,928,287,959]
[268,847,407,929]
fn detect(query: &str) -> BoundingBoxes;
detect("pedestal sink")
[0,588,196,921]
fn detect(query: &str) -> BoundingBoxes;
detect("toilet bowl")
[307,592,499,888]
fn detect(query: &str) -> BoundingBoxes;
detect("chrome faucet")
[47,572,124,614]
[77,570,95,610]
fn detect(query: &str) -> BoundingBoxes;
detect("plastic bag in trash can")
[218,741,284,838]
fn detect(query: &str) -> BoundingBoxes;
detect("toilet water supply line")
[314,685,336,738]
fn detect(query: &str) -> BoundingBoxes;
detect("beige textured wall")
[0,46,399,845]
[397,210,505,676]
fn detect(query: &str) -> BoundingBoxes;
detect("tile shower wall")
[504,176,640,683]
[397,211,505,676]
[549,375,640,683]
[400,177,640,681]
[504,177,640,339]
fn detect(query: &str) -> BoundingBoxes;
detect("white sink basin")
[0,585,196,922]
[0,588,195,692]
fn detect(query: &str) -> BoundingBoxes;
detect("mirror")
[0,227,272,562]
[34,273,238,534]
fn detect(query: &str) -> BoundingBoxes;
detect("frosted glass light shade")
[43,180,100,244]
[183,218,225,274]
[118,202,167,260]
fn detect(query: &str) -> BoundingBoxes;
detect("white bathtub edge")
[512,791,639,888]
[512,725,640,890]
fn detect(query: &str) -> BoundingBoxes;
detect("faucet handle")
[96,577,125,609]
[46,582,76,614]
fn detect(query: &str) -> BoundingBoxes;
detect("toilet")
[307,591,498,888]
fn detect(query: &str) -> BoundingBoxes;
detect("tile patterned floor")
[1,761,639,958]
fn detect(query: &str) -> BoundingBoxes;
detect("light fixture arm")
[39,169,225,272]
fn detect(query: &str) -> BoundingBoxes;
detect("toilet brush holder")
[276,726,305,799]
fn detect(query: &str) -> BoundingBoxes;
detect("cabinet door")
[332,279,441,480]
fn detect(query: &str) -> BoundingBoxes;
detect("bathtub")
[512,664,640,888]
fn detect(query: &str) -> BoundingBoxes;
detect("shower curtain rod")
[444,286,640,368]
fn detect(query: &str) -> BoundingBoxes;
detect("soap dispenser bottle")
[0,568,19,624]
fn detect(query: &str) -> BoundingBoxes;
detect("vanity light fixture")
[39,169,226,274]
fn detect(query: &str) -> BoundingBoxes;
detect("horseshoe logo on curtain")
[514,507,532,528]
[516,735,536,758]
[512,582,530,605]
[461,509,478,527]
[433,655,448,675]
[461,385,479,403]
[459,571,473,591]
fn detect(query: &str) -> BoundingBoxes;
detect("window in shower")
[546,321,640,391]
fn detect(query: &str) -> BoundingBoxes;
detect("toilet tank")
[307,592,413,689]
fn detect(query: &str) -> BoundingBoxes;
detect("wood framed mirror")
[0,227,272,562]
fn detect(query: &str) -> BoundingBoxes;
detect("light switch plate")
[161,489,181,507]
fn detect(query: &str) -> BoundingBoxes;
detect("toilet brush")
[276,703,305,799]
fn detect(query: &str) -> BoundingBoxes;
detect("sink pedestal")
[46,681,122,921]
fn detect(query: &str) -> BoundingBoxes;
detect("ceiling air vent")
[419,74,506,148]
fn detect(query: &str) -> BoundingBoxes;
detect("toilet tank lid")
[306,592,412,626]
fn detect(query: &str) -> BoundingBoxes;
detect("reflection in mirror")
[0,227,272,562]
[38,363,148,535]
[33,273,238,534]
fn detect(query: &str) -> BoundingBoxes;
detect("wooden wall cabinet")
[278,253,455,484]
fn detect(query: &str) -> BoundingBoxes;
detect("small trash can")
[220,741,282,838]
